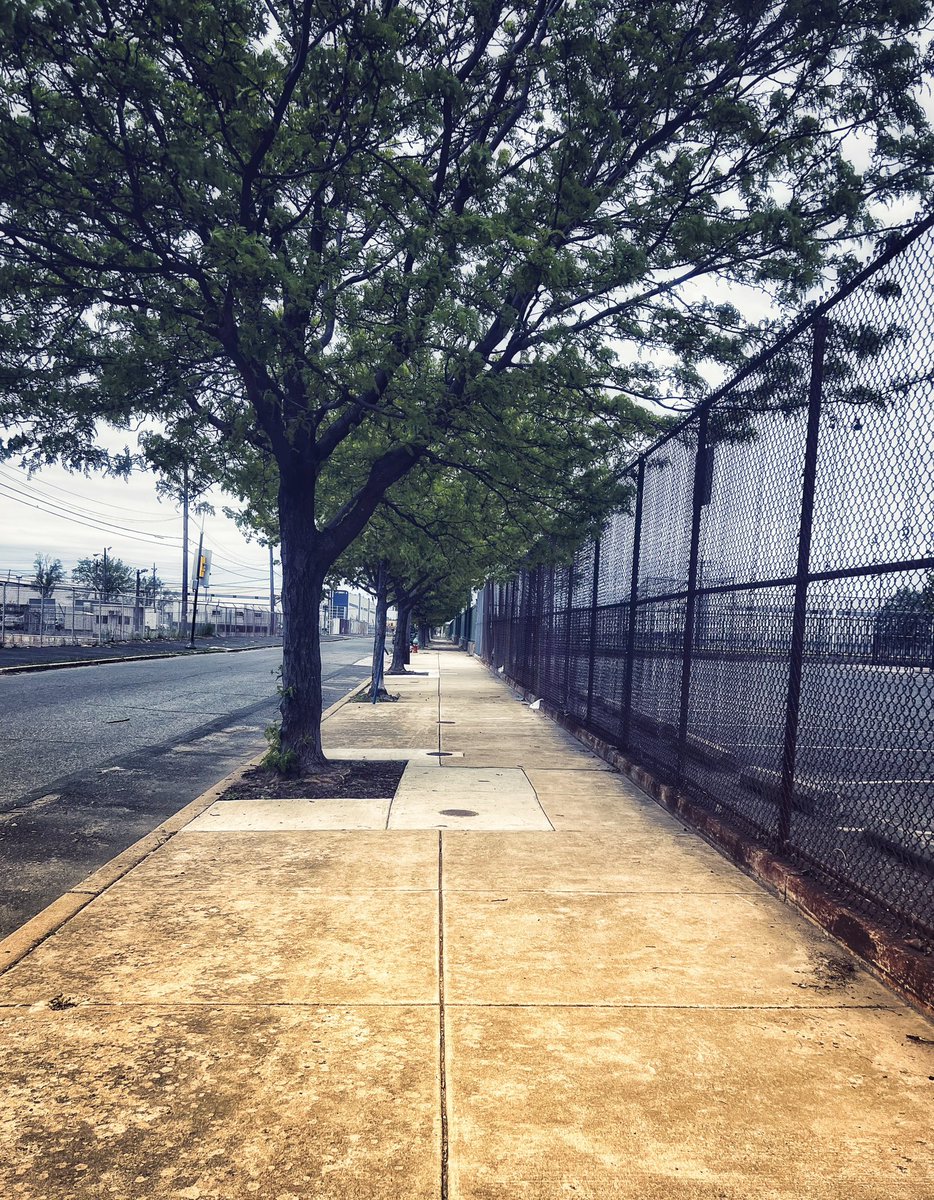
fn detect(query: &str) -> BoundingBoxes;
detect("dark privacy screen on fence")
[481,220,934,941]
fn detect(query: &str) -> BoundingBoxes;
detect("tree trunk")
[369,562,389,700]
[387,601,413,674]
[277,478,327,773]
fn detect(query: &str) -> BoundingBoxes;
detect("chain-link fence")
[0,580,276,646]
[482,216,934,942]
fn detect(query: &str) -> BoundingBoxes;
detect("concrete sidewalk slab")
[524,767,684,831]
[441,831,761,894]
[0,886,439,1005]
[0,1005,440,1200]
[389,766,553,831]
[186,798,393,831]
[321,746,459,763]
[443,890,899,1007]
[446,1004,934,1200]
[130,829,440,892]
[0,643,931,1199]
[439,716,613,769]
[323,711,439,751]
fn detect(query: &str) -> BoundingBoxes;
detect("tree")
[140,568,169,606]
[32,553,65,598]
[72,555,136,601]
[1,0,932,769]
[334,453,620,692]
[872,581,934,664]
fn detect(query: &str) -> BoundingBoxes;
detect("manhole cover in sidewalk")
[440,809,479,817]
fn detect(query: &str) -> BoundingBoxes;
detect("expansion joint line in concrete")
[436,653,443,759]
[438,830,449,1200]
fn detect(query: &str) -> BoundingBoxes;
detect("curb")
[487,659,934,1021]
[0,675,371,977]
[0,642,284,676]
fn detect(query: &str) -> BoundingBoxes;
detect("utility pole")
[181,462,189,634]
[98,546,111,646]
[188,528,204,649]
[269,544,276,637]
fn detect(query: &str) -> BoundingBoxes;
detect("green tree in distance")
[1,0,932,769]
[140,568,170,606]
[72,555,137,601]
[32,553,65,598]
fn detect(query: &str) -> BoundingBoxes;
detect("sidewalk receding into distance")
[0,646,931,1199]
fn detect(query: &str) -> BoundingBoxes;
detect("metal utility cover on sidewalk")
[387,765,553,830]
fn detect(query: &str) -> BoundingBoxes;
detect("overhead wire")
[0,481,186,548]
[0,466,274,581]
[0,464,181,524]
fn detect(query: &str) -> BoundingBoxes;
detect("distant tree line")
[31,553,169,603]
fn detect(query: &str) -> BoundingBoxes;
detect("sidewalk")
[0,646,931,1198]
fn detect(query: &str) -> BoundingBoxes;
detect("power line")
[0,468,183,533]
[0,463,181,523]
[0,482,185,548]
[209,547,272,572]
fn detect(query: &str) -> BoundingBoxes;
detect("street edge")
[486,658,934,1022]
[0,642,284,675]
[0,675,372,977]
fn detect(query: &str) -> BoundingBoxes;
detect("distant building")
[327,586,377,636]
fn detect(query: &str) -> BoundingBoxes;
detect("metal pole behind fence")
[677,407,710,781]
[563,562,574,712]
[585,537,601,729]
[621,459,645,751]
[779,316,828,846]
[529,569,541,694]
[1,581,5,648]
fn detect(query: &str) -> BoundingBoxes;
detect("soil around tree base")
[222,759,408,800]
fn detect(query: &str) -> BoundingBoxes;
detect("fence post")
[620,459,646,751]
[562,562,574,712]
[677,408,710,781]
[527,570,540,693]
[1,580,5,647]
[528,571,537,693]
[779,316,828,846]
[585,537,601,729]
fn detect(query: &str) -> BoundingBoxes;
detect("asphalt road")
[0,637,373,938]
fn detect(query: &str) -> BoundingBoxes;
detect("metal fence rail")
[481,217,934,941]
[0,580,276,646]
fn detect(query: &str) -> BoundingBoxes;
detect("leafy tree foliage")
[140,568,170,605]
[334,451,631,693]
[1,0,932,767]
[31,553,65,598]
[72,555,137,600]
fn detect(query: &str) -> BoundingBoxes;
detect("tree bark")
[277,475,327,772]
[387,601,413,674]
[369,562,389,700]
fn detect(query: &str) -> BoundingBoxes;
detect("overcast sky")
[0,452,276,603]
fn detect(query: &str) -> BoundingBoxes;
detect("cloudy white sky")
[0,453,275,603]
